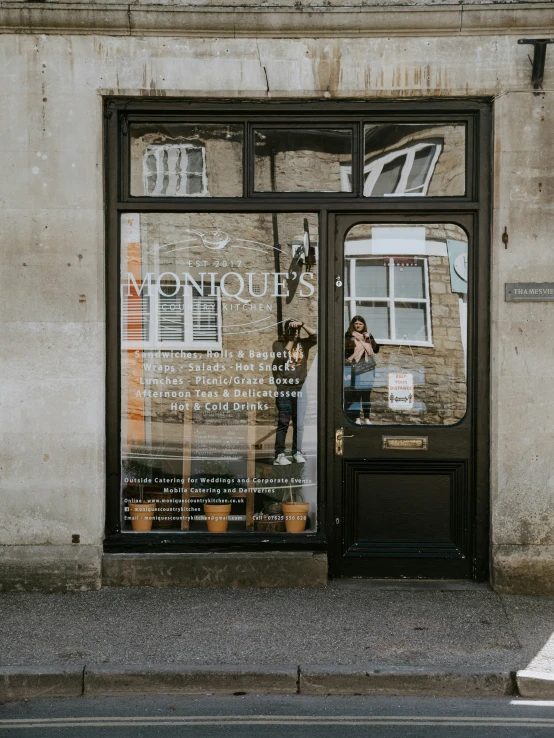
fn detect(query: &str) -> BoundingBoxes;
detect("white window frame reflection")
[340,142,442,196]
[344,256,433,347]
[122,285,222,351]
[143,144,208,197]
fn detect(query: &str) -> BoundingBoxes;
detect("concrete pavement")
[2,581,554,701]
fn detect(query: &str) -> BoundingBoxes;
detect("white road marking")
[3,715,554,729]
[511,700,554,707]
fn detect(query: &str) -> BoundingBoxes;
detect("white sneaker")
[293,452,306,463]
[355,418,363,425]
[273,453,292,466]
[364,419,372,425]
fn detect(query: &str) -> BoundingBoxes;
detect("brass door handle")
[335,427,354,456]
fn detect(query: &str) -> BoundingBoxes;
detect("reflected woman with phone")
[344,315,379,425]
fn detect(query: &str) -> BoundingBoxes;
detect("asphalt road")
[3,695,554,737]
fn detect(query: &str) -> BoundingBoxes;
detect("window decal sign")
[120,213,318,535]
[388,372,414,410]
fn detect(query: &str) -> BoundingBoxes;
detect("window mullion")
[388,257,395,341]
[423,257,432,345]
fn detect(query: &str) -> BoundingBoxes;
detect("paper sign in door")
[388,372,414,410]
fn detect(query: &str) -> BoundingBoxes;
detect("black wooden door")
[328,213,489,580]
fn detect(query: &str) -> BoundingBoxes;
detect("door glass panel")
[343,223,468,425]
[363,124,466,197]
[120,212,319,534]
[130,124,243,197]
[254,128,353,192]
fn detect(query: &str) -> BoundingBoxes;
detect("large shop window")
[120,212,319,535]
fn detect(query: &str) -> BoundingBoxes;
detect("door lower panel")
[340,459,471,579]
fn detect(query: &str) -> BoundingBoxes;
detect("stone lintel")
[0,2,552,37]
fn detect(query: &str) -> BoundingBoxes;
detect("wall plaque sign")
[505,283,554,302]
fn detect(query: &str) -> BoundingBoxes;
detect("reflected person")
[345,315,379,425]
[273,319,317,465]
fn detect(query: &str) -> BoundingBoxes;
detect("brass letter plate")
[382,436,428,450]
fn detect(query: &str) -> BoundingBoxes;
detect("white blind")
[122,291,150,342]
[192,294,218,341]
[158,293,185,343]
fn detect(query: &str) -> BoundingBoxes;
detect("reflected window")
[345,257,431,346]
[122,279,222,351]
[356,124,466,197]
[363,143,441,197]
[143,144,207,197]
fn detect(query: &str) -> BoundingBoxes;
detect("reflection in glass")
[254,128,353,192]
[362,124,466,197]
[356,261,388,298]
[130,124,243,197]
[355,303,390,340]
[394,263,425,299]
[371,157,405,196]
[343,223,468,426]
[395,303,427,342]
[120,212,319,534]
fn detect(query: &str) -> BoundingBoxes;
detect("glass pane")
[254,128,352,192]
[343,222,468,426]
[395,303,427,342]
[120,212,319,534]
[394,262,425,299]
[356,260,389,298]
[364,124,466,197]
[130,124,243,197]
[370,157,405,196]
[406,146,437,192]
[355,303,390,341]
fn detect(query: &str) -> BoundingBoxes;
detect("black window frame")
[104,98,490,554]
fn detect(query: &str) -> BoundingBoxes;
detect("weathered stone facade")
[1,1,553,591]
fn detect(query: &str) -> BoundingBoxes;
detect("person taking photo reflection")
[344,315,379,425]
[272,319,316,466]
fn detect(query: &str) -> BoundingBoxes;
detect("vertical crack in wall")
[256,40,270,95]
